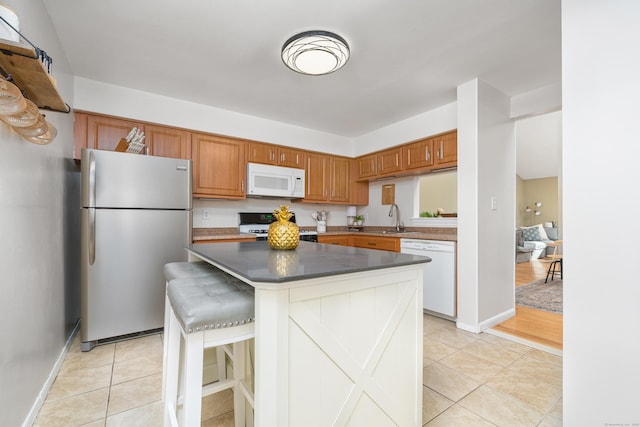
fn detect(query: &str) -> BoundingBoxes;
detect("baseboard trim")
[479,308,516,331]
[456,321,481,334]
[22,320,80,427]
[456,308,516,334]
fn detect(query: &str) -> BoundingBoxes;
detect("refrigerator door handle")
[89,207,96,265]
[88,150,96,208]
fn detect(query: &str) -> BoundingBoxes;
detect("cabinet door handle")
[280,152,284,162]
[439,141,443,159]
[241,181,245,192]
[426,147,430,161]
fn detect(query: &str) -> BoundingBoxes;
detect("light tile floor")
[34,314,562,426]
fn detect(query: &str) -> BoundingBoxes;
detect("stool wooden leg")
[162,288,170,400]
[164,307,181,426]
[183,331,205,427]
[233,341,246,427]
[216,346,227,382]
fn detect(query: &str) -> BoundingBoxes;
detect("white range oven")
[238,212,318,242]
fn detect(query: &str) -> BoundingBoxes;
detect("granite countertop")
[192,228,255,241]
[193,227,457,242]
[319,229,457,241]
[186,240,431,286]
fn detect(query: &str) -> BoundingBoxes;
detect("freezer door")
[81,208,191,345]
[81,148,192,209]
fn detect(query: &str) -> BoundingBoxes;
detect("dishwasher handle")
[400,239,455,252]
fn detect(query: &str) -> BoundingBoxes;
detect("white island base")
[187,242,425,426]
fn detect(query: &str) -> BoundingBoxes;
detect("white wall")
[476,82,516,325]
[562,1,640,425]
[456,80,480,330]
[74,78,353,157]
[456,79,515,332]
[0,2,78,426]
[355,176,417,228]
[352,102,457,156]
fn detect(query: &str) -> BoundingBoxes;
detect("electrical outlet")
[202,209,210,220]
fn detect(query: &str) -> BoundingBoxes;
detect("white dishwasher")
[400,239,456,318]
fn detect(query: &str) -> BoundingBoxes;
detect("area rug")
[516,278,563,314]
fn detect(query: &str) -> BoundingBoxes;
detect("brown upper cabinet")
[192,133,246,199]
[248,141,304,169]
[303,152,328,202]
[377,147,403,176]
[356,147,403,180]
[145,125,191,159]
[301,153,353,204]
[74,112,190,160]
[356,130,457,181]
[403,137,434,170]
[329,156,350,203]
[433,131,457,167]
[357,153,378,179]
[81,113,145,153]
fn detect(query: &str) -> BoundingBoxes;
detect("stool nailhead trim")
[187,317,255,334]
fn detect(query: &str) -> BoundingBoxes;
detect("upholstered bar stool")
[162,262,227,397]
[164,273,255,427]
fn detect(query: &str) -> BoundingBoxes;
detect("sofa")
[516,225,559,263]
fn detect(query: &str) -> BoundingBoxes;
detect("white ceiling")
[42,0,561,140]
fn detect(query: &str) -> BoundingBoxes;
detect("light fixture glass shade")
[282,30,349,75]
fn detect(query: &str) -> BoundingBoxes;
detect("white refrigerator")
[80,148,192,351]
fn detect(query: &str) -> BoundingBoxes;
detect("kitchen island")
[186,241,430,426]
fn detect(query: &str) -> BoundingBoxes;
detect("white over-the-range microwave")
[246,162,305,198]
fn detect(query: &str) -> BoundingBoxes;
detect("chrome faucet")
[388,203,401,231]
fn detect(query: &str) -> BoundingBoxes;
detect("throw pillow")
[520,224,549,241]
[521,226,542,241]
[534,224,549,240]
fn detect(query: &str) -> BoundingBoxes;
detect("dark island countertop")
[186,240,431,286]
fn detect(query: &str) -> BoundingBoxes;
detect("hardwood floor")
[492,258,563,350]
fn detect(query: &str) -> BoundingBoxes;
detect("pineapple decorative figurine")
[267,206,300,250]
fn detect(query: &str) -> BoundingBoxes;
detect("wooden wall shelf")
[0,39,69,113]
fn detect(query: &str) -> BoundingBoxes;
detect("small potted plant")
[355,214,365,226]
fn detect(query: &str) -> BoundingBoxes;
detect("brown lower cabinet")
[318,235,353,246]
[319,234,399,252]
[352,235,400,252]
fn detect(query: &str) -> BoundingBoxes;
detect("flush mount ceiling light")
[281,30,350,75]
